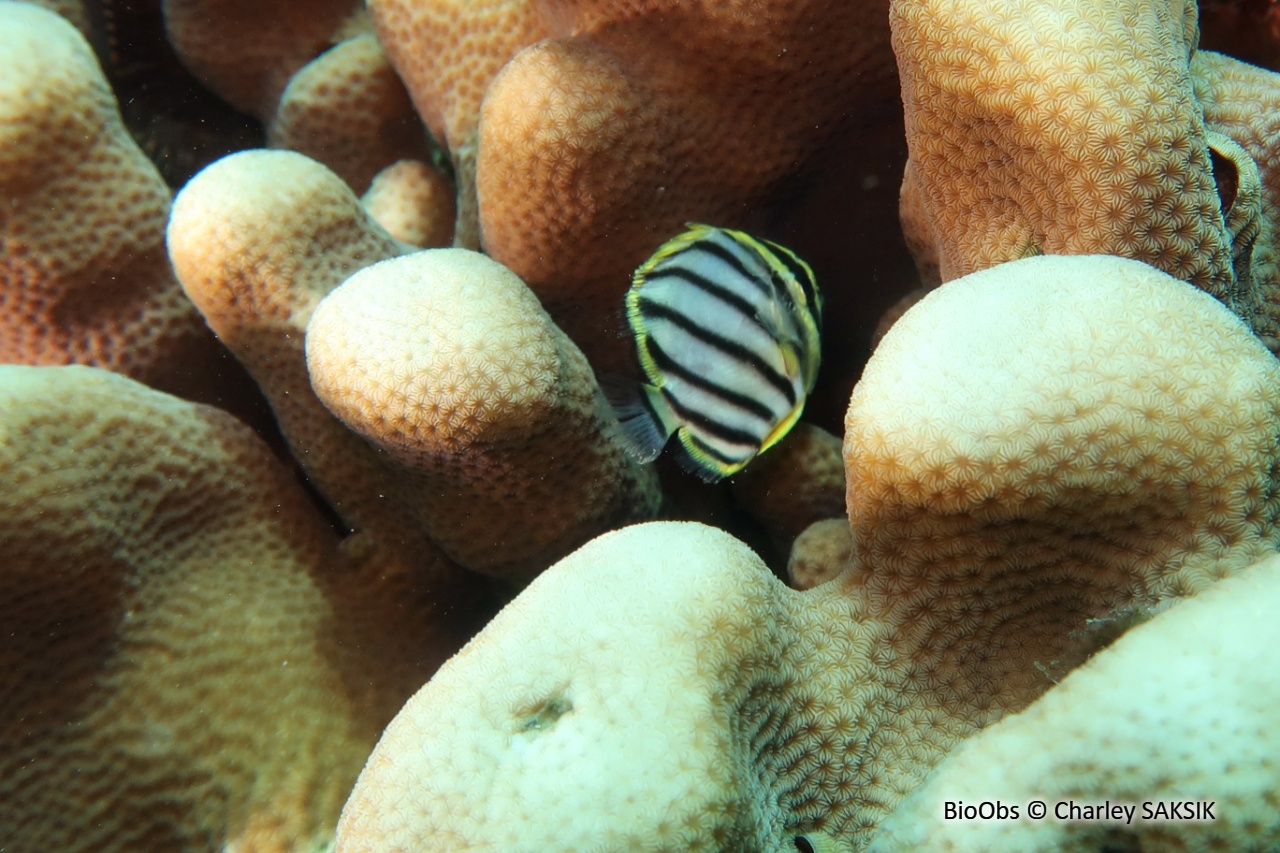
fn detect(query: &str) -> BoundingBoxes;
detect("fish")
[608,222,822,481]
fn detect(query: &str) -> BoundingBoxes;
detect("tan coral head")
[335,521,816,853]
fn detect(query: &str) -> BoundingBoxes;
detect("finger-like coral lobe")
[306,249,660,579]
[336,521,808,853]
[891,0,1241,299]
[373,0,899,368]
[168,149,454,576]
[0,2,240,403]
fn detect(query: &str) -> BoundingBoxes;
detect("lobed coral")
[372,0,902,371]
[891,0,1280,349]
[6,0,1280,850]
[867,550,1280,852]
[305,249,660,578]
[0,2,250,409]
[167,150,657,583]
[0,364,469,852]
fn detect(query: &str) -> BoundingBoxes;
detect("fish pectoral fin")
[777,339,802,378]
[600,377,675,463]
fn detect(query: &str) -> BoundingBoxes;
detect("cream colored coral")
[20,0,87,32]
[337,522,818,853]
[789,518,853,590]
[1193,49,1280,351]
[845,254,1280,701]
[0,2,234,403]
[371,0,900,367]
[306,249,660,579]
[168,149,453,578]
[335,255,1280,851]
[361,159,456,247]
[868,550,1280,852]
[890,0,1241,304]
[0,365,463,853]
[269,33,434,194]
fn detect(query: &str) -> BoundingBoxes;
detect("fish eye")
[793,837,816,853]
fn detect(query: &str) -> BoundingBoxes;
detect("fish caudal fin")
[601,377,675,464]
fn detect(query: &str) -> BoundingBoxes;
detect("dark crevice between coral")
[90,0,265,188]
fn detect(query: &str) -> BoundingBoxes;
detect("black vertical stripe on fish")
[638,293,775,374]
[636,301,798,406]
[684,238,775,301]
[639,268,767,334]
[763,238,821,320]
[716,233,796,309]
[659,385,767,450]
[644,336,779,424]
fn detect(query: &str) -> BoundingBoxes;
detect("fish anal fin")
[676,430,745,483]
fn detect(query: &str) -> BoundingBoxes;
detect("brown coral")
[1193,49,1280,350]
[0,2,247,407]
[167,148,450,575]
[162,0,361,118]
[361,159,456,247]
[730,423,847,546]
[170,150,656,582]
[0,364,467,853]
[370,0,900,369]
[269,33,437,194]
[368,0,551,247]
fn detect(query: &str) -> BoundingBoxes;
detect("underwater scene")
[3,0,1279,850]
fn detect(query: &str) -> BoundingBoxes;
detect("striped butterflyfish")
[609,223,822,481]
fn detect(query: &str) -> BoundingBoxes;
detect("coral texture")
[171,150,656,582]
[0,2,241,405]
[890,0,1280,348]
[361,159,456,247]
[1193,48,1280,349]
[368,0,551,247]
[9,1,1280,850]
[730,423,847,544]
[306,249,660,579]
[163,0,360,118]
[335,254,1280,851]
[268,33,436,194]
[0,365,463,853]
[167,149,452,574]
[868,551,1280,852]
[372,0,900,369]
[788,518,853,590]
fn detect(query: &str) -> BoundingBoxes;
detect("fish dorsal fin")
[600,377,675,463]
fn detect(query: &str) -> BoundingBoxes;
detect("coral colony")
[3,1,1280,851]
